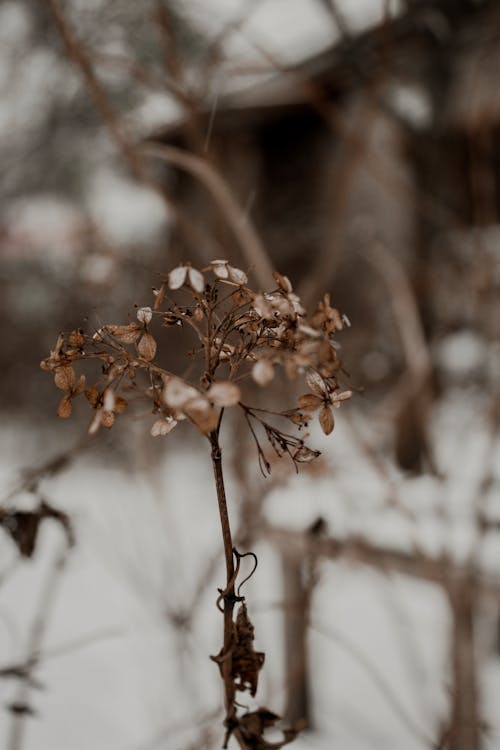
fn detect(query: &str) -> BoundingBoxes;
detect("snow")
[1,387,500,749]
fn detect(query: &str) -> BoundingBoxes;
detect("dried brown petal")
[106,324,142,344]
[137,333,157,361]
[207,381,241,407]
[273,271,292,293]
[85,386,100,408]
[331,389,353,404]
[100,411,115,429]
[57,395,73,419]
[73,374,86,396]
[54,365,75,392]
[152,285,166,310]
[114,396,128,414]
[305,370,326,396]
[297,393,323,411]
[319,405,334,435]
[69,329,84,348]
[252,359,274,386]
[293,445,321,463]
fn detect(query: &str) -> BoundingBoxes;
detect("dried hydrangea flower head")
[41,259,351,750]
[41,262,351,471]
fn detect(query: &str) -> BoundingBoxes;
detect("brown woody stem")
[210,431,240,741]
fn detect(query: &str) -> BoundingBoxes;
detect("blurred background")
[1,1,500,748]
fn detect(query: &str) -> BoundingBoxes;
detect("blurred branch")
[140,142,274,288]
[6,539,70,750]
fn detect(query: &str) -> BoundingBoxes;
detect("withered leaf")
[319,405,334,435]
[137,333,157,361]
[207,381,241,407]
[232,604,265,697]
[54,365,75,392]
[297,393,323,411]
[57,395,73,419]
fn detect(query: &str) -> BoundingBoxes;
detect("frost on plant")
[41,261,351,748]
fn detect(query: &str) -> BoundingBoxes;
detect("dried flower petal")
[297,393,323,411]
[54,365,75,392]
[73,374,86,395]
[137,333,157,361]
[101,411,115,429]
[228,266,248,285]
[211,260,230,279]
[114,396,128,414]
[106,324,142,344]
[163,377,199,409]
[207,381,241,407]
[187,267,205,293]
[252,359,275,386]
[305,370,327,396]
[168,265,188,290]
[69,329,85,348]
[273,271,292,293]
[85,386,100,408]
[151,417,177,436]
[137,307,153,325]
[183,397,218,434]
[293,445,321,463]
[319,405,334,435]
[57,395,72,419]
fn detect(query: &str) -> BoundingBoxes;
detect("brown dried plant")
[41,260,351,749]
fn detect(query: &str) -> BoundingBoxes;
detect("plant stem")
[209,431,238,730]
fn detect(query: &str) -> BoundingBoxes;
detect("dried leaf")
[57,395,72,419]
[151,417,177,436]
[207,381,241,406]
[319,405,334,435]
[297,393,323,411]
[54,365,75,392]
[137,333,157,361]
[136,306,153,325]
[187,267,205,293]
[168,265,188,290]
[106,324,142,344]
[252,359,274,386]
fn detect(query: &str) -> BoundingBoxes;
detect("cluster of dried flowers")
[41,259,351,749]
[41,260,351,472]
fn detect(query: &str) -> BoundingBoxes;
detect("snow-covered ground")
[1,390,499,750]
